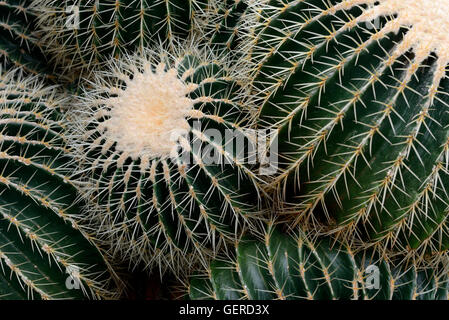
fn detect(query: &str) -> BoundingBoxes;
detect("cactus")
[32,0,218,77]
[0,68,117,299]
[243,0,449,260]
[0,0,52,78]
[69,43,264,276]
[189,223,449,300]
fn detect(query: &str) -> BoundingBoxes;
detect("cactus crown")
[88,54,199,160]
[327,0,449,98]
[245,0,449,107]
[70,42,264,275]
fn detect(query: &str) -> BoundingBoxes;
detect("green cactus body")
[32,0,216,76]
[72,45,263,275]
[207,0,248,54]
[189,224,449,300]
[245,0,449,258]
[0,0,51,77]
[0,69,116,299]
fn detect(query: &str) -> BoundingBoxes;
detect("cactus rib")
[0,69,117,299]
[189,223,449,300]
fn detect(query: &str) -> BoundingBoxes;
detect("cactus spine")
[189,223,449,300]
[0,0,51,77]
[242,0,449,261]
[206,0,248,55]
[0,69,117,299]
[32,0,218,77]
[70,43,264,275]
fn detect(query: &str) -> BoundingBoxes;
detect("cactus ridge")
[0,0,51,78]
[0,69,118,299]
[241,0,449,261]
[70,43,265,275]
[189,223,449,300]
[205,0,249,55]
[32,0,218,77]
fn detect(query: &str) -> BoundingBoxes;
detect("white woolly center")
[336,0,449,97]
[103,63,195,159]
[362,0,449,60]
